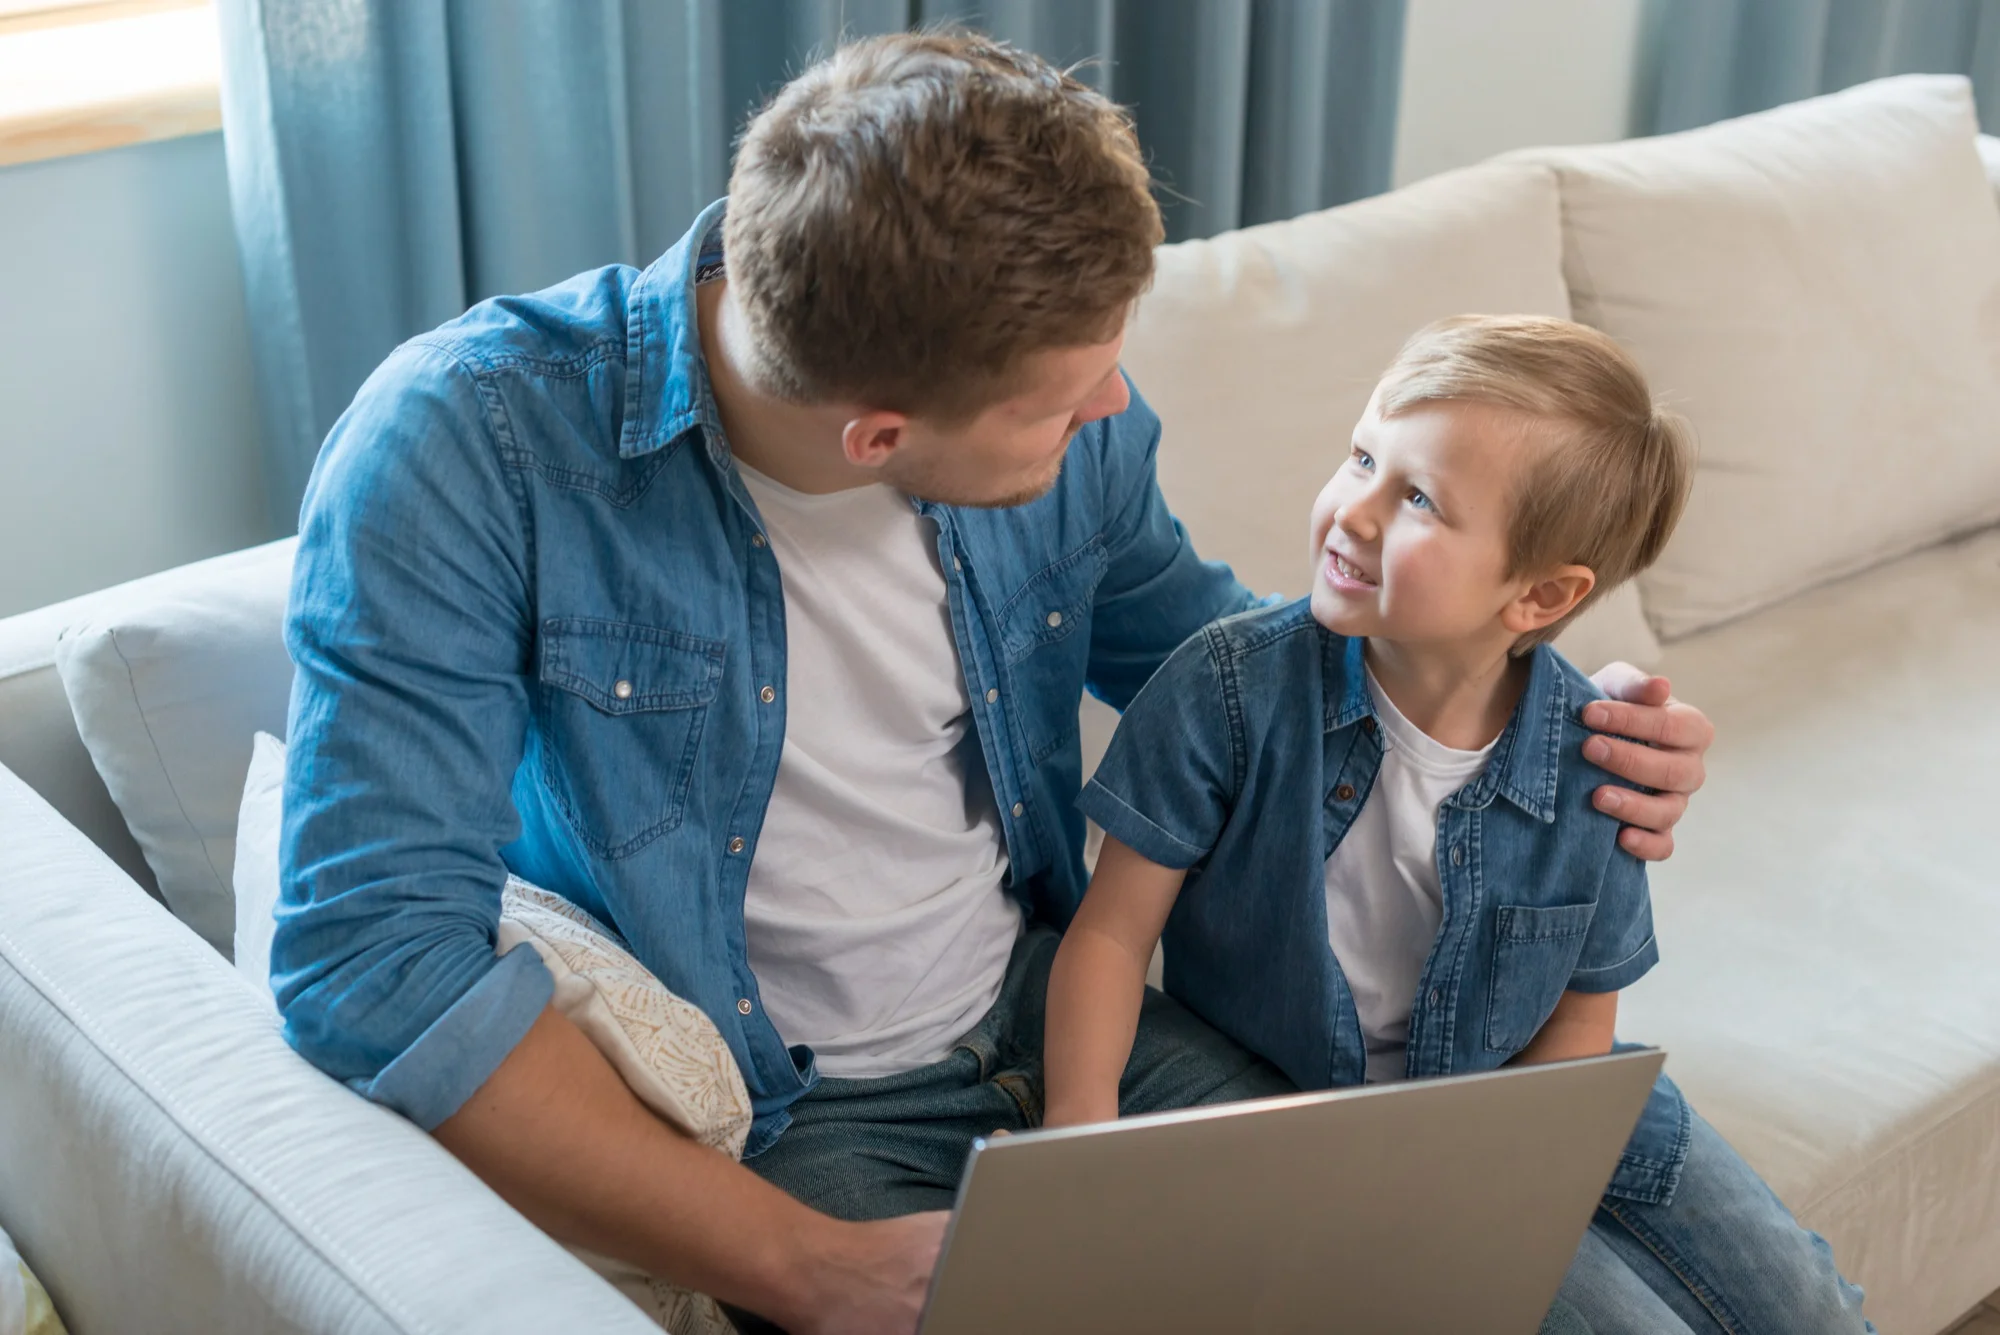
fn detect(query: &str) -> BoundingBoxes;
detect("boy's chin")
[1309,587,1376,638]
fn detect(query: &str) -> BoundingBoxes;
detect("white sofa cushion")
[1623,524,2000,1335]
[1981,132,2000,202]
[1519,75,2000,641]
[0,761,658,1334]
[1118,156,1659,680]
[52,539,296,950]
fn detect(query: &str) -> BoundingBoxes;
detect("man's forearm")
[432,1006,872,1331]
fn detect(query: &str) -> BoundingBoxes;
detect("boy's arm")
[1510,990,1618,1067]
[1044,836,1189,1127]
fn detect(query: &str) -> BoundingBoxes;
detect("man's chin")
[917,460,1065,511]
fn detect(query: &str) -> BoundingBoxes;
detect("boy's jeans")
[742,927,1861,1334]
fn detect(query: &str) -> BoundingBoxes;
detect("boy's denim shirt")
[1078,599,1693,1204]
[274,200,1254,1155]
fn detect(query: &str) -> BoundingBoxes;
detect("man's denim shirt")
[1077,600,1693,1204]
[275,200,1252,1155]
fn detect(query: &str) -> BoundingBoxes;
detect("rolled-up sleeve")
[1077,626,1238,871]
[273,339,552,1130]
[1568,851,1659,994]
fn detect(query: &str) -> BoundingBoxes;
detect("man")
[276,32,1712,1335]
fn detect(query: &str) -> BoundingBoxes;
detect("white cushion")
[52,540,296,950]
[1981,133,2000,203]
[230,731,286,1003]
[0,762,658,1334]
[1623,524,2000,1335]
[1518,75,2000,640]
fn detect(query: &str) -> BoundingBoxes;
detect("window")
[0,0,220,169]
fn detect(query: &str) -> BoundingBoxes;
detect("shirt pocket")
[1484,902,1597,1054]
[538,618,725,860]
[997,540,1106,762]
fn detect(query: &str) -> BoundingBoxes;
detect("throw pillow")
[1516,75,2000,639]
[54,538,297,950]
[0,1222,69,1335]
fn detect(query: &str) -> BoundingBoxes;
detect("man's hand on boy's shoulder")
[1578,662,1715,863]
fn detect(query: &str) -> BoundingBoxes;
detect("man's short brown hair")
[723,30,1162,420]
[1377,315,1696,649]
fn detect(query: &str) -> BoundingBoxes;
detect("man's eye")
[1408,488,1435,512]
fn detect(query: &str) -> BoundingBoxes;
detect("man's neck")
[1363,632,1529,752]
[696,279,878,495]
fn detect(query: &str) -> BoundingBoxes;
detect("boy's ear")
[1501,565,1597,636]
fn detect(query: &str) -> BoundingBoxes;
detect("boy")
[1043,316,1870,1332]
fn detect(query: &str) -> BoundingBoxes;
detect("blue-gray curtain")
[1638,0,2000,135]
[216,0,1408,526]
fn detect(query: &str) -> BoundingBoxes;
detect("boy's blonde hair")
[1376,315,1695,649]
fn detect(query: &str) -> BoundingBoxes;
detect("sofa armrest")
[0,763,657,1334]
[1981,134,2000,206]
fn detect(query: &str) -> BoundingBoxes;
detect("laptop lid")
[919,1048,1664,1335]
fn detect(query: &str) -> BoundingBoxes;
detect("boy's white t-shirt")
[1324,669,1496,1084]
[736,462,1023,1079]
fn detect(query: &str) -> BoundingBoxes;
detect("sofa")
[3,75,1998,1334]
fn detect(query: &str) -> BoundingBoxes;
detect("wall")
[1391,0,1647,188]
[0,130,273,619]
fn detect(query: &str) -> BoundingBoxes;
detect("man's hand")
[1582,663,1715,863]
[800,1211,949,1335]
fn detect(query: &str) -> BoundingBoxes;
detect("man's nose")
[1080,371,1130,426]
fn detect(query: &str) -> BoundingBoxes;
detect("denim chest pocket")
[997,541,1106,761]
[1484,902,1597,1053]
[538,618,725,859]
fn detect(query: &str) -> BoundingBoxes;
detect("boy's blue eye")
[1352,449,1374,470]
[1408,488,1434,512]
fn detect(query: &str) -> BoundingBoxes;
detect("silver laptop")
[919,1047,1664,1335]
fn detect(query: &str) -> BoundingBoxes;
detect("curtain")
[1638,0,2000,136]
[216,0,1407,525]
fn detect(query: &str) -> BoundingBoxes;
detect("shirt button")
[1428,988,1443,1010]
[737,997,753,1015]
[1450,845,1465,866]
[1335,783,1356,802]
[1045,610,1063,628]
[727,836,746,854]
[1011,802,1025,818]
[750,533,767,548]
[952,557,962,572]
[1361,717,1377,735]
[986,688,999,704]
[613,679,633,700]
[759,685,776,703]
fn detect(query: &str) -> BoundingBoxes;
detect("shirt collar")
[1323,630,1566,824]
[618,197,730,462]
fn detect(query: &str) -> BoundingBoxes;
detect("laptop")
[918,1047,1664,1335]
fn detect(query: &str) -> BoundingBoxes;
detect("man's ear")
[1501,564,1597,636]
[840,411,910,471]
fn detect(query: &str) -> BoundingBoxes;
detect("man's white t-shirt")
[736,462,1023,1078]
[1323,669,1495,1084]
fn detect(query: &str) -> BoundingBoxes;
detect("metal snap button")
[750,533,767,548]
[1045,610,1063,628]
[1011,802,1025,818]
[952,556,962,572]
[727,836,746,854]
[1335,783,1356,802]
[1428,988,1443,1010]
[986,688,999,703]
[1361,717,1377,734]
[759,685,776,703]
[1450,845,1465,866]
[737,998,753,1015]
[613,679,633,700]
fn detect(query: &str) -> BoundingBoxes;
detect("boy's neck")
[1363,634,1531,752]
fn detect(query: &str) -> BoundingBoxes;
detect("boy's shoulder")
[1203,596,1326,661]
